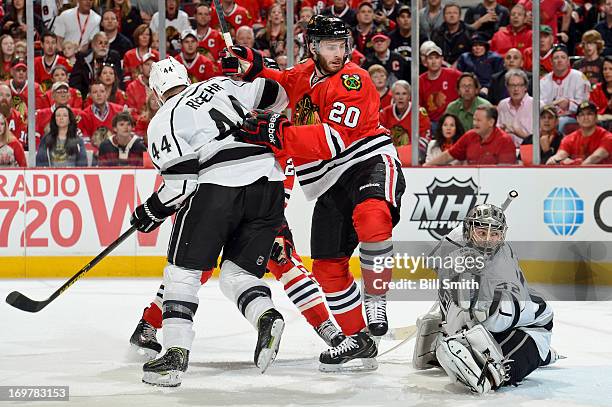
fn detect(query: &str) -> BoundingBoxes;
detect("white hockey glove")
[436,324,508,394]
[413,304,443,370]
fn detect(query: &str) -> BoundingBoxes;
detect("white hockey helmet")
[149,56,190,102]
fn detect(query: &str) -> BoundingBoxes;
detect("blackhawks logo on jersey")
[390,125,409,146]
[294,95,321,126]
[341,74,362,91]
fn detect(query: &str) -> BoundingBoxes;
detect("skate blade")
[142,370,183,387]
[257,319,285,374]
[319,357,379,373]
[129,344,160,361]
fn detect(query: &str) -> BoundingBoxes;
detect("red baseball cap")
[372,33,390,42]
[142,52,158,64]
[12,57,26,70]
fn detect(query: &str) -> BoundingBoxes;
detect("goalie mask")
[306,15,351,72]
[463,204,507,256]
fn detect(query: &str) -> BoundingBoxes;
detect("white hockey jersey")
[433,226,554,360]
[540,69,591,115]
[147,77,288,210]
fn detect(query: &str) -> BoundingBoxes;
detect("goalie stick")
[5,225,137,313]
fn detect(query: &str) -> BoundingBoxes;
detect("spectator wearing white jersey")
[540,44,592,134]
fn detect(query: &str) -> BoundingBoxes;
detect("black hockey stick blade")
[5,291,49,313]
[5,225,137,313]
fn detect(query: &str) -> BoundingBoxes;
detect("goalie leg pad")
[412,307,443,370]
[436,325,507,394]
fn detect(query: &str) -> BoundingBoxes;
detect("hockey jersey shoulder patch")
[341,73,362,91]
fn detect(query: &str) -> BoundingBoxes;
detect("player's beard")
[317,55,345,75]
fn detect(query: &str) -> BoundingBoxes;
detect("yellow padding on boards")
[0,257,611,286]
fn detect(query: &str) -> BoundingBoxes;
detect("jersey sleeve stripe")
[198,145,269,171]
[161,157,199,176]
[160,153,198,171]
[161,180,187,206]
[255,79,280,110]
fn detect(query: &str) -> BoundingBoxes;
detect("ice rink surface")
[1,279,611,407]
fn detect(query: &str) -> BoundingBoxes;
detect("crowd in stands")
[0,0,611,168]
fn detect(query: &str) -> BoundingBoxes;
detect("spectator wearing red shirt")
[123,24,159,85]
[83,63,128,108]
[419,44,462,125]
[35,82,84,144]
[380,80,432,158]
[194,4,224,61]
[368,64,392,111]
[546,101,612,165]
[0,83,26,148]
[34,32,72,92]
[8,58,48,116]
[211,0,253,33]
[44,65,83,110]
[175,29,220,82]
[134,92,159,144]
[425,105,517,165]
[0,111,26,167]
[518,0,570,39]
[590,55,612,114]
[236,0,273,26]
[523,25,555,76]
[490,4,532,56]
[126,52,156,116]
[79,81,125,143]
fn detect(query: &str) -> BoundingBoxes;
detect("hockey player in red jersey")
[225,15,406,371]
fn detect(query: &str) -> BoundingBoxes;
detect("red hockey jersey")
[175,53,220,83]
[197,27,225,61]
[34,55,72,92]
[211,4,253,31]
[122,48,159,84]
[258,59,397,200]
[379,102,431,146]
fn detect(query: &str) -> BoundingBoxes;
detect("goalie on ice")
[413,201,560,394]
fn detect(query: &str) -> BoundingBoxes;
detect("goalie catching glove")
[130,193,177,233]
[238,110,289,155]
[220,46,264,81]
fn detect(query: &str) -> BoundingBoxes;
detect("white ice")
[1,279,611,407]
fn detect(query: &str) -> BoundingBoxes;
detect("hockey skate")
[319,332,378,372]
[130,319,162,360]
[364,293,388,338]
[255,309,285,373]
[142,347,189,387]
[315,319,345,347]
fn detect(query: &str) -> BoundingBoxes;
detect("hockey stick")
[211,0,234,48]
[5,225,137,313]
[501,190,518,211]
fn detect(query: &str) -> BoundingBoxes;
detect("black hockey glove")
[269,225,295,265]
[238,110,289,154]
[130,193,175,233]
[220,46,264,81]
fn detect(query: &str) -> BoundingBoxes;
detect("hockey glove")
[238,110,289,154]
[130,193,175,233]
[220,46,264,81]
[269,225,295,266]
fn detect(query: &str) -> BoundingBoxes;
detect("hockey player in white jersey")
[129,57,289,387]
[412,202,557,394]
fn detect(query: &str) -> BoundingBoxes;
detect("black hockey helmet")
[305,15,351,61]
[306,15,351,42]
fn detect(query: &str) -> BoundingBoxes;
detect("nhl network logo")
[410,177,488,240]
